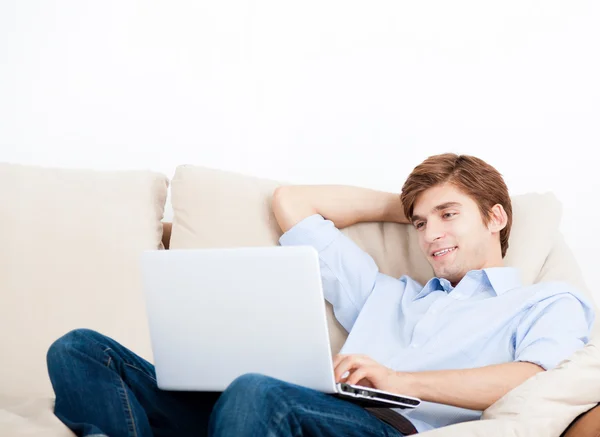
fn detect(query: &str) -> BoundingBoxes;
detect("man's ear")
[488,204,508,233]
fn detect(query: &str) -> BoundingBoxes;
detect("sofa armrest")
[562,404,600,437]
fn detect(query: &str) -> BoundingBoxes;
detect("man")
[47,153,594,437]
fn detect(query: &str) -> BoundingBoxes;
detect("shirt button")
[411,343,419,348]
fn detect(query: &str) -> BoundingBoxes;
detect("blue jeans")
[46,329,404,437]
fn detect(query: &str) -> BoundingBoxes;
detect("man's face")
[411,183,502,285]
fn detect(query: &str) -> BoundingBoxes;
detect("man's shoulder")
[511,280,594,312]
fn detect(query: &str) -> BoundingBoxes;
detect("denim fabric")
[47,329,403,437]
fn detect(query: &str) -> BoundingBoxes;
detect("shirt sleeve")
[279,214,379,332]
[514,289,595,370]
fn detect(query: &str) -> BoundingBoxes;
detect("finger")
[334,355,366,383]
[333,355,356,382]
[356,378,374,388]
[346,367,370,386]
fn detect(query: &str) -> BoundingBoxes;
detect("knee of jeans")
[219,373,284,411]
[231,373,283,394]
[210,374,291,434]
[46,328,101,369]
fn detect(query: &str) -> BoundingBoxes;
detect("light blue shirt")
[279,214,595,433]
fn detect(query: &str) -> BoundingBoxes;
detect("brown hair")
[400,153,513,257]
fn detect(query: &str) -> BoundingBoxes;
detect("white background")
[1,1,598,299]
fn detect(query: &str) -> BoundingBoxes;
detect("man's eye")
[443,213,456,219]
[415,222,425,229]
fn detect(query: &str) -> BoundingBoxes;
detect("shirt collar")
[415,267,521,300]
[415,277,454,300]
[483,267,522,296]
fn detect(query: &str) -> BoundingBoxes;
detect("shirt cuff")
[278,214,339,252]
[516,337,584,371]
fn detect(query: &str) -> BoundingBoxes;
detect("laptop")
[140,245,421,409]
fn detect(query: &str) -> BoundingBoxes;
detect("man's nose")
[424,221,445,243]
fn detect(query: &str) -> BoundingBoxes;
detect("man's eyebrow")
[411,202,463,223]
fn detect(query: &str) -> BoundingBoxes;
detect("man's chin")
[433,268,461,283]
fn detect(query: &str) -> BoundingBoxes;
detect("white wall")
[1,1,599,298]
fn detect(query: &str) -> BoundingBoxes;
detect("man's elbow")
[271,186,316,233]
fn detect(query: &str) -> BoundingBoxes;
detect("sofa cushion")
[0,162,168,397]
[169,164,587,354]
[0,395,74,437]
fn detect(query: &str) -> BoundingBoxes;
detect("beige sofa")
[1,161,599,437]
